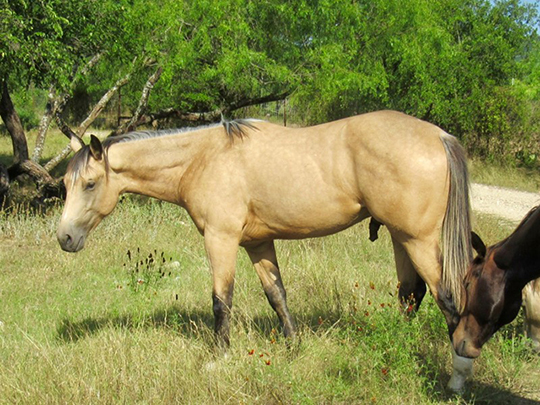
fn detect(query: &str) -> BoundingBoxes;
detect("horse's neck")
[500,211,540,284]
[107,133,216,205]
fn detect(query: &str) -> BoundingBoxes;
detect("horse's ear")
[89,135,103,161]
[471,231,486,258]
[70,135,85,153]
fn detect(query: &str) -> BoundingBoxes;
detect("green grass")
[469,158,540,192]
[1,199,539,404]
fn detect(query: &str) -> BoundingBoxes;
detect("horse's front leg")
[204,229,240,348]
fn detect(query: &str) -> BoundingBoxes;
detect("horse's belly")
[241,199,365,243]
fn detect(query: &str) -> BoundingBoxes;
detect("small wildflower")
[369,282,375,290]
[248,349,254,355]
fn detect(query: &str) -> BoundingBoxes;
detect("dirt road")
[471,183,539,223]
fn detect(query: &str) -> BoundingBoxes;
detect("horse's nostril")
[58,232,73,250]
[459,339,467,355]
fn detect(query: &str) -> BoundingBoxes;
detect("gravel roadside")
[471,183,540,224]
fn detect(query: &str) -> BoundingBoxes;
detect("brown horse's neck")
[495,207,540,287]
[106,129,224,206]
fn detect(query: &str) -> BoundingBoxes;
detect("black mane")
[103,118,259,148]
[67,119,260,177]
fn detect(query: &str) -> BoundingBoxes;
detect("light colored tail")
[440,133,472,313]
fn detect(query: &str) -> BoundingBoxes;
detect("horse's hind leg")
[245,241,296,338]
[399,236,473,393]
[391,237,427,312]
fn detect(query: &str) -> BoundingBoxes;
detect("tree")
[0,0,127,200]
[1,0,539,205]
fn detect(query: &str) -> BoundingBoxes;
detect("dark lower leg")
[264,281,296,338]
[213,292,233,348]
[246,241,296,339]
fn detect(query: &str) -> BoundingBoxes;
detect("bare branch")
[115,66,163,135]
[127,91,290,130]
[54,111,77,140]
[56,52,105,114]
[76,71,131,136]
[43,144,72,173]
[79,52,104,78]
[223,92,291,114]
[126,108,222,129]
[44,71,132,172]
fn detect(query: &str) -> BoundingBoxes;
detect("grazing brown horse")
[57,111,473,391]
[453,206,540,359]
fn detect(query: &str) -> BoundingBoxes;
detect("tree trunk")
[1,78,56,188]
[31,85,56,163]
[0,162,8,204]
[0,79,29,164]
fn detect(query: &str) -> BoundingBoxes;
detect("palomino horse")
[454,206,540,358]
[57,111,473,391]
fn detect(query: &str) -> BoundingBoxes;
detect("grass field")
[1,129,539,403]
[1,197,539,404]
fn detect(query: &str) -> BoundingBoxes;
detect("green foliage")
[0,0,127,90]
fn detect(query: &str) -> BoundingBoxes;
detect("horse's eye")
[85,181,96,191]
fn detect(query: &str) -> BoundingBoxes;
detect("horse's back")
[230,111,451,242]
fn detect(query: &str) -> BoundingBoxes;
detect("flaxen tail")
[440,133,472,313]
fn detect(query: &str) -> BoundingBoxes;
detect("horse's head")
[57,135,120,252]
[452,232,523,358]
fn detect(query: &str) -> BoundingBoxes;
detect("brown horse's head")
[452,230,531,358]
[57,135,120,252]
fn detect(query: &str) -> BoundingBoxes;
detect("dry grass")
[0,199,538,404]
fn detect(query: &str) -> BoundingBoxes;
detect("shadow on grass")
[56,305,345,344]
[57,306,216,343]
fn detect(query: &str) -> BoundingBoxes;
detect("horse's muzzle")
[57,228,85,252]
[453,337,481,359]
[452,320,483,359]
